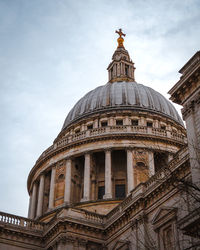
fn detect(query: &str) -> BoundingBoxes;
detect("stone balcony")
[37,125,186,164]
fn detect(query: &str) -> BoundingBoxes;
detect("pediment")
[152,206,177,225]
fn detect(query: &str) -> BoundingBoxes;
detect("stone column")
[36,174,45,217]
[81,153,91,201]
[64,158,72,204]
[127,149,134,194]
[29,182,37,219]
[148,151,155,176]
[28,194,32,218]
[48,166,56,209]
[103,149,112,199]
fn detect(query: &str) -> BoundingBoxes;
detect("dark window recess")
[101,121,108,127]
[87,124,93,130]
[147,122,153,127]
[161,125,166,130]
[116,120,123,126]
[111,68,113,78]
[98,186,105,199]
[75,129,80,134]
[115,184,125,198]
[132,120,138,126]
[125,65,129,76]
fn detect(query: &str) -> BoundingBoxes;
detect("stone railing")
[36,125,185,164]
[56,126,185,149]
[0,211,44,231]
[84,210,105,224]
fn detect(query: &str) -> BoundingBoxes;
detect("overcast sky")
[0,0,199,217]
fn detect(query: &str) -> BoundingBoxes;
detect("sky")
[0,0,199,217]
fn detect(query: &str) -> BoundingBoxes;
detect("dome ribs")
[62,81,184,130]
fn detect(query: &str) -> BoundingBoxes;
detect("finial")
[115,28,126,48]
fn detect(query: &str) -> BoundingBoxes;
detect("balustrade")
[34,125,185,166]
[0,212,44,231]
[84,211,104,224]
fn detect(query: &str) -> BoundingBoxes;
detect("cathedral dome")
[27,29,187,222]
[62,81,183,130]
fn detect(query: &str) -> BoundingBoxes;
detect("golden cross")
[115,28,126,38]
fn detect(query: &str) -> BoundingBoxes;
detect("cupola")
[107,29,135,83]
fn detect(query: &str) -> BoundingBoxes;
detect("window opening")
[101,121,108,127]
[147,122,153,127]
[132,120,138,126]
[125,65,129,76]
[116,119,123,126]
[87,124,93,130]
[115,184,125,198]
[98,186,105,199]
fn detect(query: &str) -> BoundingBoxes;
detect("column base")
[103,193,112,199]
[81,197,89,202]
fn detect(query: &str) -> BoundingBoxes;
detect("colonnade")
[28,149,155,219]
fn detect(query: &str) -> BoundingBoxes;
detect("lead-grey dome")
[62,81,183,130]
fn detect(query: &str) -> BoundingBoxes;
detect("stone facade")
[0,32,199,249]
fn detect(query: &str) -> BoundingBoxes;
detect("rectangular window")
[147,122,153,127]
[132,119,138,126]
[98,186,105,199]
[116,119,123,126]
[161,125,166,130]
[101,121,108,127]
[75,129,80,134]
[115,184,125,198]
[87,124,93,130]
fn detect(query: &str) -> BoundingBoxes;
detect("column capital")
[65,157,73,162]
[84,151,91,156]
[104,147,112,153]
[126,147,133,152]
[39,172,45,178]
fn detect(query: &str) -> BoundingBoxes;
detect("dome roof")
[62,81,183,130]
